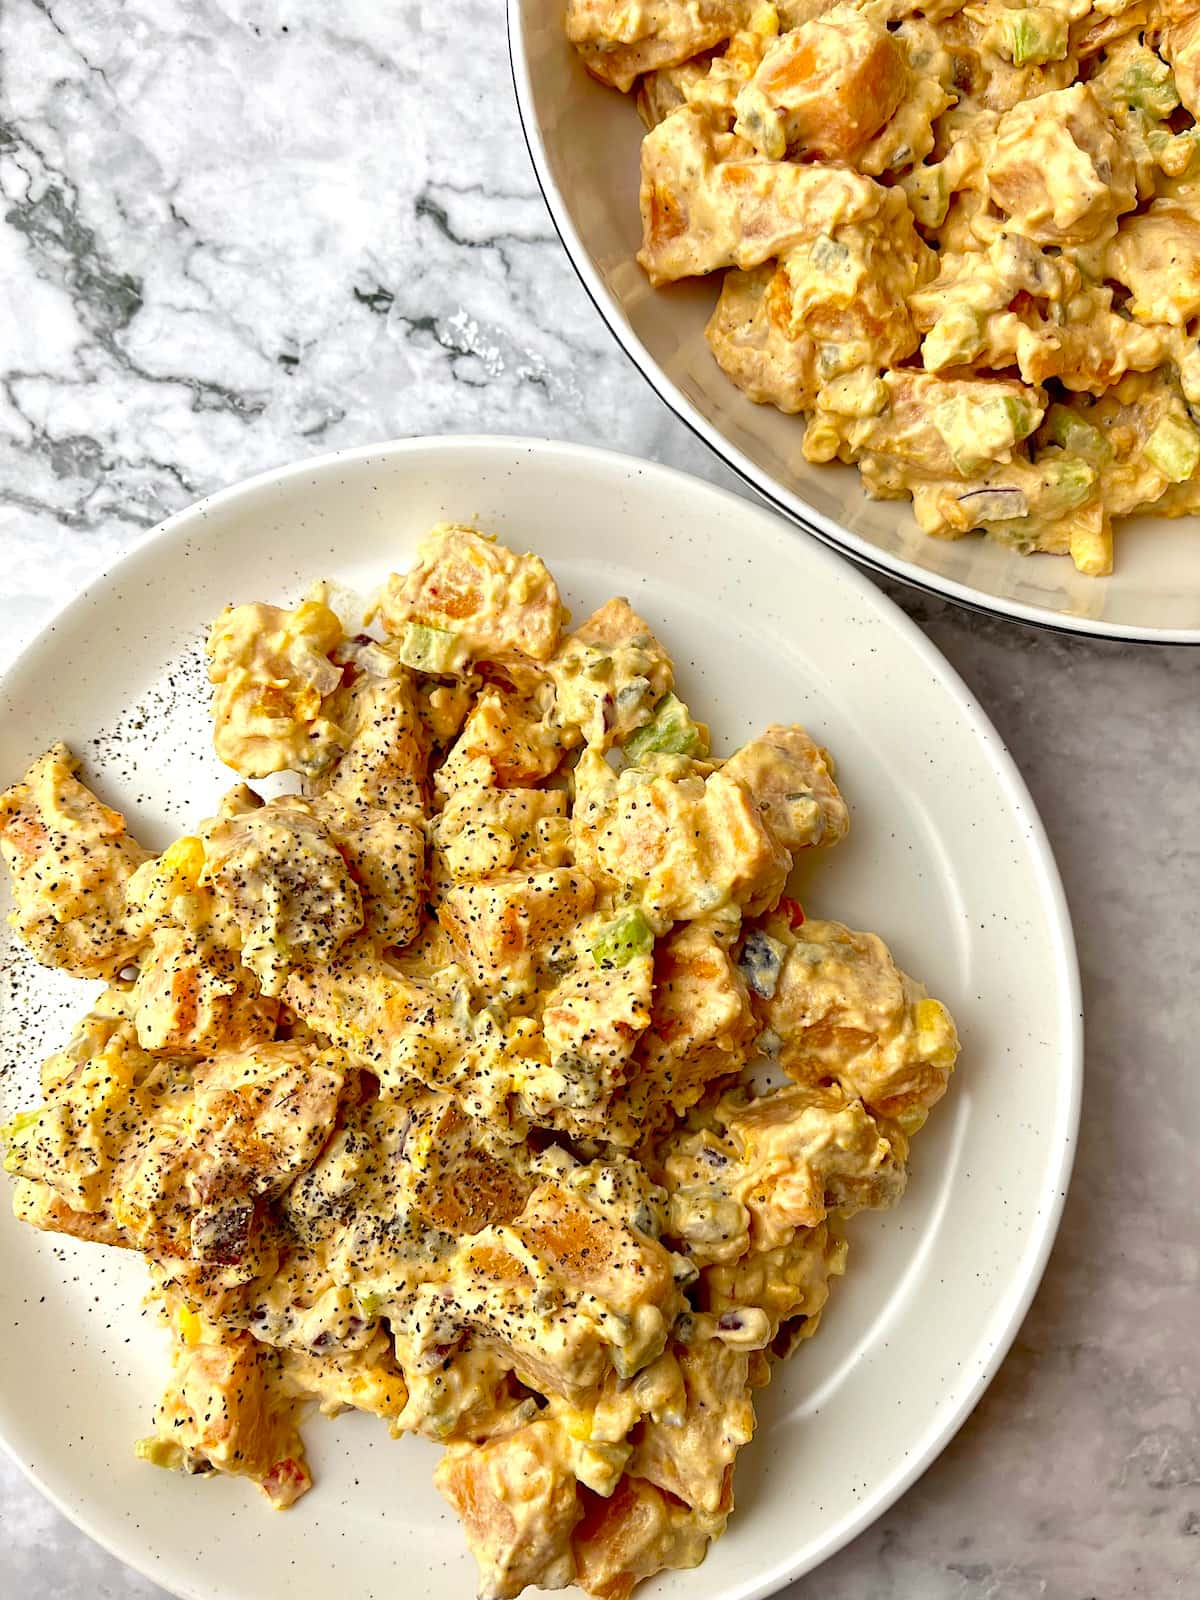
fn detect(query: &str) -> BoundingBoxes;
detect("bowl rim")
[506,1,1200,647]
[0,432,1084,1600]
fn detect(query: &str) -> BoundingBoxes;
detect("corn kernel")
[802,417,842,464]
[915,997,959,1070]
[176,1306,203,1347]
[288,598,342,652]
[162,836,204,884]
[916,998,946,1033]
[136,1437,184,1470]
[1069,519,1114,577]
[562,1406,594,1442]
[895,1104,930,1137]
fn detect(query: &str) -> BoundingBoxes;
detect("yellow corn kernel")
[1069,518,1113,577]
[162,835,204,885]
[560,1405,595,1442]
[512,568,540,603]
[289,597,342,651]
[802,416,842,464]
[750,4,780,36]
[293,685,322,719]
[916,996,959,1070]
[176,1306,204,1347]
[916,997,946,1033]
[135,1437,185,1470]
[894,1103,930,1137]
[830,1233,849,1277]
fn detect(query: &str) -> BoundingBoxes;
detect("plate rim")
[506,0,1200,648]
[0,433,1084,1600]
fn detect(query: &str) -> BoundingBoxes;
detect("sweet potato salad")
[1,524,959,1597]
[568,0,1200,575]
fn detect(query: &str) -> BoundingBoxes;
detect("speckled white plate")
[509,0,1200,643]
[0,437,1081,1600]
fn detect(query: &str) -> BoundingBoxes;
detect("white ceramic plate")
[509,1,1200,643]
[0,437,1081,1600]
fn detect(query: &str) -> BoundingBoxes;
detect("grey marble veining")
[0,2,1196,1598]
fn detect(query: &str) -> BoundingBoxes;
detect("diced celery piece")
[1001,8,1068,66]
[1037,457,1098,517]
[1,1107,41,1170]
[935,392,1038,476]
[591,909,654,970]
[0,1107,41,1144]
[924,307,984,370]
[623,693,709,762]
[1043,404,1114,466]
[997,395,1036,440]
[810,234,851,273]
[395,621,461,674]
[1121,59,1180,120]
[1145,414,1200,482]
[135,1438,185,1471]
[1178,132,1200,180]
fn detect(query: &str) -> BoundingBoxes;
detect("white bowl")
[509,1,1200,643]
[0,436,1081,1600]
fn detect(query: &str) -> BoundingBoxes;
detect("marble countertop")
[0,2,1196,1597]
